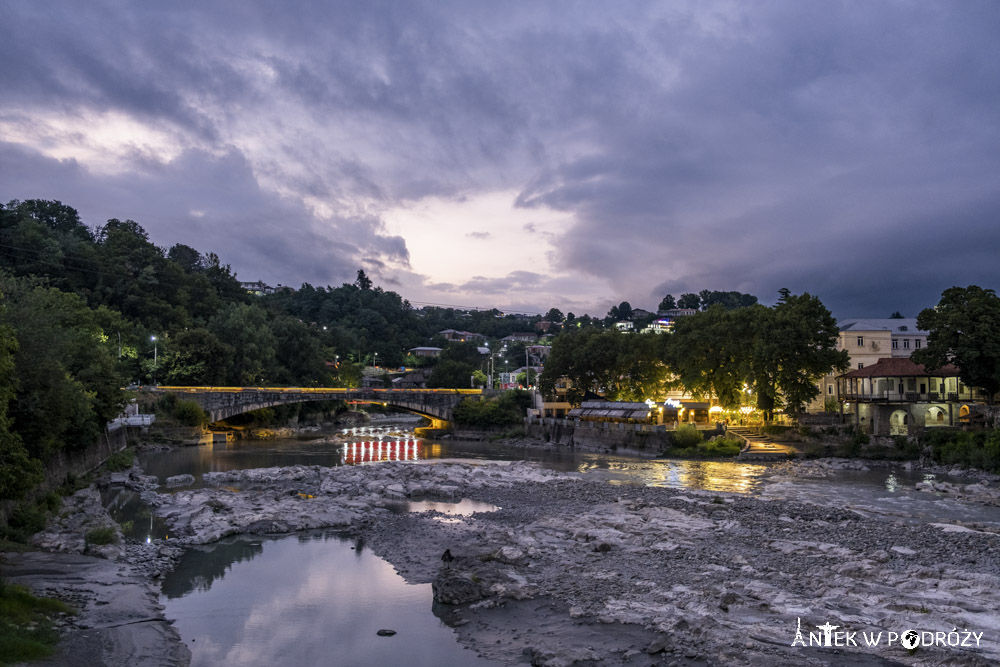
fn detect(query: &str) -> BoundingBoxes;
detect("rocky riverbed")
[12,457,1000,665]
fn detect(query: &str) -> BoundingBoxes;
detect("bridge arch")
[155,386,481,428]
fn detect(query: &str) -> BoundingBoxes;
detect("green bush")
[928,429,1000,472]
[672,424,703,448]
[697,437,742,457]
[172,399,207,426]
[669,436,742,459]
[84,526,118,546]
[7,503,46,536]
[761,425,790,437]
[104,449,134,472]
[39,492,62,514]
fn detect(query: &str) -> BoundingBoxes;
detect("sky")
[2,1,999,319]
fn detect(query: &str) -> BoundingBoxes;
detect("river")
[109,422,1000,666]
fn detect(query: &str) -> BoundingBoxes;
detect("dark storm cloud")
[2,1,1000,315]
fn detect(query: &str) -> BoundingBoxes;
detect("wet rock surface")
[11,456,1000,665]
[145,459,1000,665]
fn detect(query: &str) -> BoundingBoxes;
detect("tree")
[663,306,749,408]
[658,294,676,311]
[270,317,328,385]
[760,291,848,415]
[208,303,277,385]
[354,269,373,291]
[544,308,564,323]
[541,328,666,402]
[0,301,42,499]
[913,286,1000,400]
[167,244,204,273]
[161,328,232,385]
[0,277,124,457]
[607,301,632,322]
[889,311,904,319]
[663,291,847,417]
[698,290,758,311]
[677,293,701,310]
[427,360,476,388]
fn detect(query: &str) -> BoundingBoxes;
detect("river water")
[124,423,1000,666]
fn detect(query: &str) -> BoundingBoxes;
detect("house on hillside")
[837,357,988,436]
[657,308,698,318]
[241,280,275,296]
[407,346,442,358]
[501,332,537,343]
[438,329,486,343]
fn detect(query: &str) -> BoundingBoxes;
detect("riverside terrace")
[150,386,482,428]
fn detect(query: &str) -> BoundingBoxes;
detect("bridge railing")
[155,386,483,395]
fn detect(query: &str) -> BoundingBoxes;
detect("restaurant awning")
[568,401,652,420]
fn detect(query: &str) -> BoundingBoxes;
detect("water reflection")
[160,532,499,667]
[341,440,422,464]
[404,499,498,515]
[101,487,171,542]
[884,472,899,492]
[587,459,770,494]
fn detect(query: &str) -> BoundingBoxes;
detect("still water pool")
[160,531,500,667]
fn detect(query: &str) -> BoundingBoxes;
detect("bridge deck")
[156,386,483,395]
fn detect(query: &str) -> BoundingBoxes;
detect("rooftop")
[840,357,960,378]
[838,318,927,335]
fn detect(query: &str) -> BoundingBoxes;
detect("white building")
[808,317,929,413]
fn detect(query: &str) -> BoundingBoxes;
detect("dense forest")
[0,198,562,498]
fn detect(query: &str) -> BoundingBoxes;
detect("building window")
[827,384,834,394]
[915,339,921,349]
[858,362,864,369]
[903,339,910,349]
[857,336,864,347]
[892,339,898,349]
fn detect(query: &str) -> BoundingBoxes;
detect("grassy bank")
[0,581,73,665]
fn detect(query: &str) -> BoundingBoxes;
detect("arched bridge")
[154,386,483,427]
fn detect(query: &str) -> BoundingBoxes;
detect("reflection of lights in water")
[884,473,899,492]
[600,460,769,493]
[339,440,422,465]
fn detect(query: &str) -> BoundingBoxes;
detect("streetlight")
[486,342,493,389]
[372,352,378,372]
[151,335,157,385]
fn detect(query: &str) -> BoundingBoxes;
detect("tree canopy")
[913,285,1000,400]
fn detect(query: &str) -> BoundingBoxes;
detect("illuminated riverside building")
[837,358,988,436]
